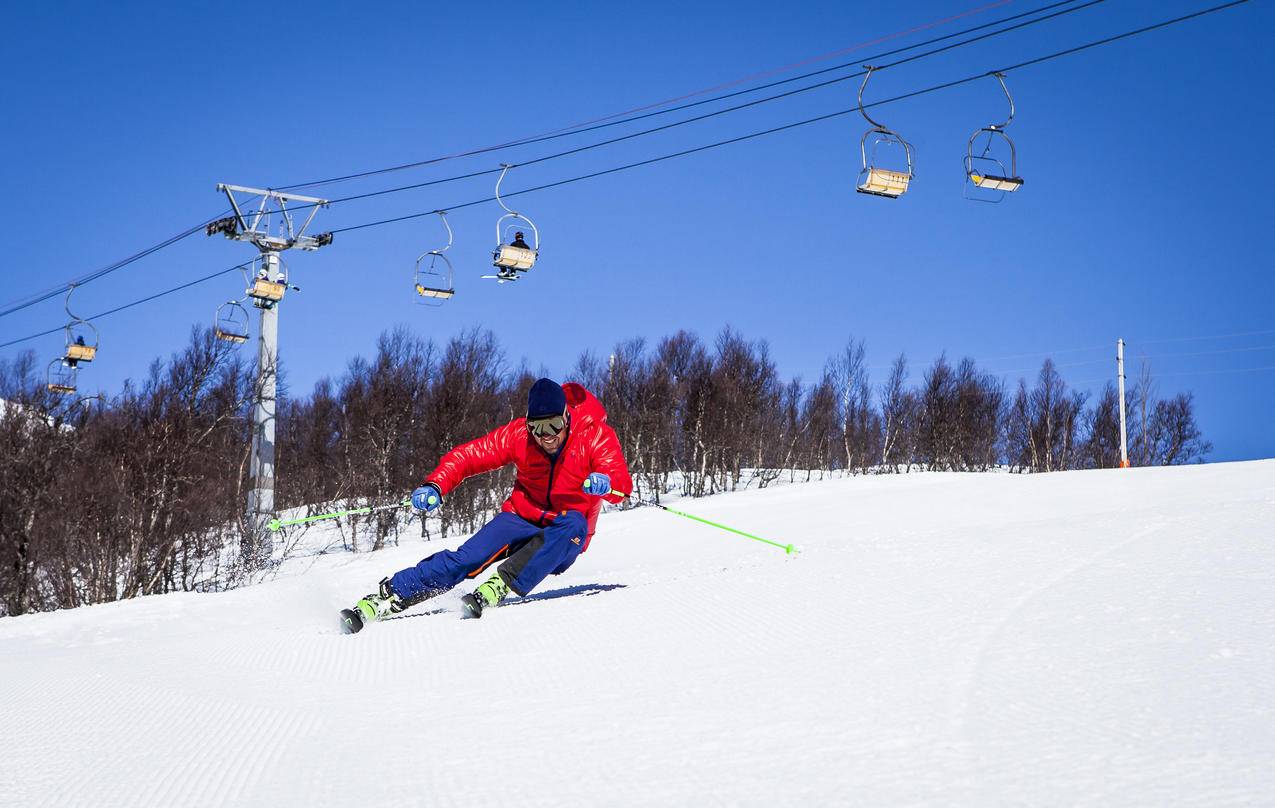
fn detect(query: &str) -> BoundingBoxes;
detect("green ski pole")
[613,492,797,555]
[267,498,412,532]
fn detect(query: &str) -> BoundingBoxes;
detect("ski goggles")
[527,413,567,437]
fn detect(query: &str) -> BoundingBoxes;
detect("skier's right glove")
[582,472,612,497]
[411,483,443,513]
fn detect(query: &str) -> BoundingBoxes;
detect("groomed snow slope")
[2,462,1273,807]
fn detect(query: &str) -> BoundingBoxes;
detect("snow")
[2,462,1273,806]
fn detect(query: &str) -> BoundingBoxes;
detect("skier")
[67,335,86,368]
[343,378,632,631]
[510,231,530,250]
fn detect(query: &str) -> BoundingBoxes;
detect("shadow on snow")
[383,582,627,623]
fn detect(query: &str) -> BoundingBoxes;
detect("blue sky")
[1,0,1272,460]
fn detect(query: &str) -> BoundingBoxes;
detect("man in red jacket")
[347,378,632,628]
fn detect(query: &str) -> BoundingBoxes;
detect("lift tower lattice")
[207,184,332,568]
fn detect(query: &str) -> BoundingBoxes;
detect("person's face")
[528,411,567,452]
[535,429,564,452]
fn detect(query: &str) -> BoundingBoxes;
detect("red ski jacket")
[424,383,632,550]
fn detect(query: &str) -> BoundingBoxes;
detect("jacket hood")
[563,382,607,430]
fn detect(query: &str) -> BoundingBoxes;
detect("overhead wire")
[0,262,251,350]
[70,0,1097,245]
[950,338,1275,383]
[274,0,1074,193]
[0,0,1098,318]
[993,328,1275,365]
[990,357,1113,378]
[330,0,1245,236]
[0,217,224,319]
[867,341,1109,373]
[0,0,1253,352]
[1134,343,1275,360]
[246,0,1114,218]
[1146,364,1275,379]
[1014,341,1275,388]
[941,343,1111,365]
[1132,327,1275,346]
[1071,363,1275,387]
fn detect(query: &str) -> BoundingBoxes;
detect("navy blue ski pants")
[389,511,587,603]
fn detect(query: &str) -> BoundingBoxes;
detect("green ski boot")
[461,570,510,619]
[340,577,404,634]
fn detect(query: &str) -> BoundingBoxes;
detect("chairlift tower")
[207,184,332,568]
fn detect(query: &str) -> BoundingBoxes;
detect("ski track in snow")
[1,462,1273,807]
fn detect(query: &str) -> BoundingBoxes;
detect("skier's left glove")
[411,483,443,513]
[582,472,611,497]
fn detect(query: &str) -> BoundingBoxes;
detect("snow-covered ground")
[2,462,1272,807]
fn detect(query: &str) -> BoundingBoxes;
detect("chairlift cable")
[273,0,1073,193]
[219,0,1106,220]
[0,263,251,350]
[0,0,1253,350]
[332,0,1244,235]
[0,218,220,318]
[0,0,1101,318]
[253,0,1114,217]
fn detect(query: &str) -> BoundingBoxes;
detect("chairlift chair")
[61,285,99,364]
[415,212,456,302]
[416,255,456,300]
[214,300,251,343]
[244,257,288,306]
[249,278,287,304]
[493,223,538,270]
[489,165,539,276]
[47,358,77,395]
[964,72,1024,201]
[64,324,98,364]
[856,67,915,199]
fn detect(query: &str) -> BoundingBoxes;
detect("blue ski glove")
[582,472,611,497]
[411,483,442,513]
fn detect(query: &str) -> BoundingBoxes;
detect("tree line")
[0,325,1209,614]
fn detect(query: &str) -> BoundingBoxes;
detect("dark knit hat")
[527,378,567,418]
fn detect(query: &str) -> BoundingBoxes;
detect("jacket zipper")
[540,429,570,514]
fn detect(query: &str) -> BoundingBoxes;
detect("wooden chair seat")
[65,344,96,363]
[857,167,911,198]
[249,280,286,301]
[970,173,1023,192]
[215,329,250,344]
[493,245,537,270]
[416,285,455,299]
